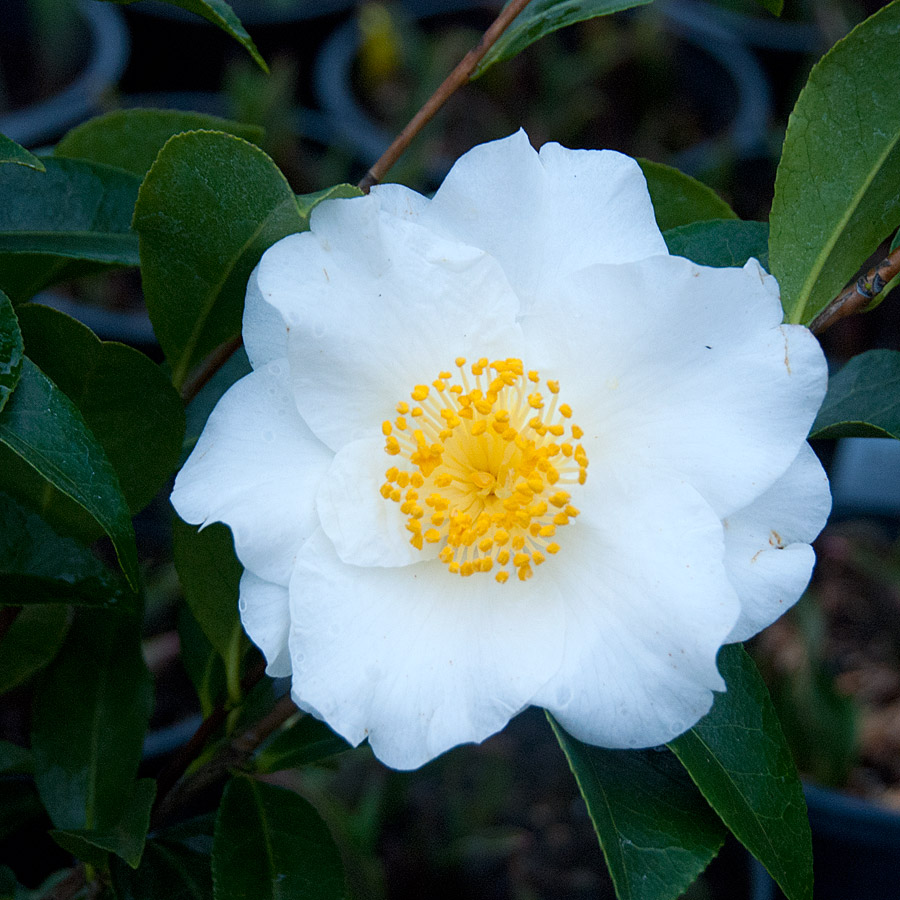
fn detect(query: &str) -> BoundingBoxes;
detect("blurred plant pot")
[751,783,900,900]
[313,0,773,190]
[0,0,129,147]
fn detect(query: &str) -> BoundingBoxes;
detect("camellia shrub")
[1,1,900,899]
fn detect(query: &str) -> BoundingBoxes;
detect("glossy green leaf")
[213,777,348,900]
[0,604,70,695]
[100,0,266,71]
[0,741,31,775]
[809,349,900,439]
[253,716,351,774]
[755,0,783,16]
[50,778,156,869]
[771,0,900,325]
[0,289,22,414]
[474,0,654,76]
[638,160,736,232]
[111,840,213,900]
[134,131,303,387]
[16,304,185,516]
[31,611,153,831]
[0,491,130,610]
[56,109,265,179]
[0,134,45,171]
[172,520,242,662]
[550,716,725,900]
[178,606,227,717]
[664,219,769,270]
[0,158,141,301]
[669,645,812,900]
[296,184,364,224]
[0,358,138,587]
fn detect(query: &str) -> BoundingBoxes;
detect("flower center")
[380,357,588,584]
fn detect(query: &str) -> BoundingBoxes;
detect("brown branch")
[152,657,266,813]
[357,0,533,193]
[180,334,244,406]
[810,245,900,334]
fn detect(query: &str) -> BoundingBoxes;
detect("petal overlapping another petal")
[171,359,332,586]
[522,255,828,518]
[420,131,668,312]
[723,443,832,642]
[238,571,292,677]
[254,197,523,451]
[286,529,567,770]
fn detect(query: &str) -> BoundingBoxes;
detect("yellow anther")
[528,393,544,409]
[494,529,509,546]
[571,424,584,439]
[449,385,463,394]
[559,403,572,418]
[471,420,486,436]
[433,379,446,392]
[410,533,424,550]
[546,542,560,554]
[566,505,580,518]
[385,437,401,455]
[380,483,392,499]
[518,564,533,582]
[424,529,441,543]
[396,471,409,488]
[561,443,573,457]
[478,536,494,553]
[548,424,565,437]
[390,488,401,502]
[439,371,451,380]
[512,535,525,550]
[497,550,510,566]
[550,491,570,508]
[578,470,587,485]
[395,416,407,431]
[396,401,409,414]
[435,473,453,488]
[460,562,475,577]
[532,551,546,566]
[411,407,423,417]
[382,420,392,436]
[385,466,399,482]
[411,385,429,401]
[455,356,466,367]
[547,380,560,394]
[553,513,569,526]
[495,571,509,584]
[411,472,424,487]
[528,370,540,383]
[513,552,530,567]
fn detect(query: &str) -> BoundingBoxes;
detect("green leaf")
[809,349,900,439]
[50,778,156,869]
[31,610,154,831]
[133,131,304,387]
[474,0,654,76]
[755,0,783,16]
[0,358,138,587]
[550,715,725,900]
[213,777,348,900]
[0,604,70,695]
[172,520,242,662]
[770,0,900,325]
[296,184,364,224]
[0,232,139,266]
[56,109,265,180]
[0,134,45,171]
[0,158,141,302]
[253,716,351,774]
[100,0,266,71]
[0,492,131,610]
[111,840,213,900]
[16,304,185,516]
[0,289,22,414]
[0,741,32,775]
[664,219,769,269]
[638,160,737,232]
[178,606,227,717]
[669,645,812,900]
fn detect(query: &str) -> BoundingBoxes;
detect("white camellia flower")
[172,131,831,770]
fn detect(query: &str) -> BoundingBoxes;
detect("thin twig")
[152,657,266,812]
[810,245,900,334]
[180,334,244,405]
[357,0,532,192]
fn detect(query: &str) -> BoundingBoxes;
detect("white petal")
[242,264,289,370]
[531,470,740,749]
[521,255,828,517]
[286,530,567,770]
[255,199,523,451]
[724,444,831,642]
[171,360,332,585]
[239,571,292,677]
[421,131,668,312]
[316,437,438,567]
